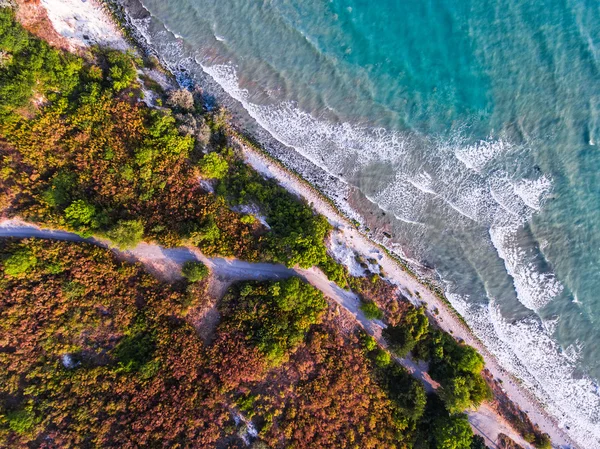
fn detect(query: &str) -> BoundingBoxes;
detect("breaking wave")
[450,294,600,448]
[124,9,599,446]
[203,63,561,313]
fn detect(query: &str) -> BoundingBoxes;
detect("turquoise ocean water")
[122,0,600,445]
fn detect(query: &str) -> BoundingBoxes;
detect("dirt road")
[0,219,535,448]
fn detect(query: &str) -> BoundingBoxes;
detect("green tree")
[440,376,473,414]
[181,260,209,282]
[2,248,37,277]
[198,152,228,179]
[42,172,76,209]
[470,435,487,449]
[64,199,96,228]
[467,373,492,408]
[360,301,384,320]
[107,219,144,249]
[428,330,490,413]
[450,344,485,376]
[433,415,474,449]
[374,349,392,368]
[106,50,137,91]
[383,306,429,357]
[378,364,427,423]
[383,324,415,358]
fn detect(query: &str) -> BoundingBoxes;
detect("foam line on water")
[513,176,553,211]
[127,14,595,448]
[490,223,563,310]
[454,138,513,172]
[202,62,562,313]
[449,293,600,449]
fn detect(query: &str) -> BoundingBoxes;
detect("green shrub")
[199,152,229,179]
[64,199,96,228]
[318,255,348,287]
[221,161,331,268]
[470,435,486,449]
[62,281,86,300]
[360,301,384,320]
[240,214,256,225]
[106,50,137,91]
[2,248,37,277]
[107,219,144,249]
[374,349,392,367]
[360,332,378,352]
[186,216,221,245]
[181,260,209,282]
[534,433,552,449]
[5,408,36,435]
[114,331,156,373]
[221,278,327,366]
[433,414,474,449]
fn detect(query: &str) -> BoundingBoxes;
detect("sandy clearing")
[40,0,128,51]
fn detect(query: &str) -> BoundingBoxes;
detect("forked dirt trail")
[0,219,533,448]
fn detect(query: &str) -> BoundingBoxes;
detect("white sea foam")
[164,24,184,40]
[408,171,437,195]
[449,294,600,449]
[202,63,563,314]
[455,138,512,172]
[513,176,553,211]
[542,315,560,334]
[490,223,563,310]
[202,64,408,172]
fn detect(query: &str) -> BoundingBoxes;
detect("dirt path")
[237,144,575,449]
[0,219,537,448]
[14,0,579,445]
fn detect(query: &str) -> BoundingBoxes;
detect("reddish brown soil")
[14,0,72,51]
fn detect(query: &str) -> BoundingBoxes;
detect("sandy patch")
[40,0,128,51]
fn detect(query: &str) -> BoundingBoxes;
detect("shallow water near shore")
[120,0,600,446]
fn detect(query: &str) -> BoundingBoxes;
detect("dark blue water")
[125,0,600,445]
